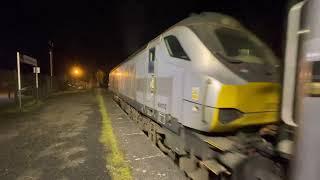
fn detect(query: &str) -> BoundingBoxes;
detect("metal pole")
[16,52,22,111]
[35,68,39,101]
[49,50,53,90]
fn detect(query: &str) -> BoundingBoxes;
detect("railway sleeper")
[179,154,231,180]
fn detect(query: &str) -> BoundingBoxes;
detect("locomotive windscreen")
[311,61,320,82]
[189,24,280,82]
[214,28,276,65]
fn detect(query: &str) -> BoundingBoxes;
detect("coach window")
[164,35,190,60]
[148,48,155,73]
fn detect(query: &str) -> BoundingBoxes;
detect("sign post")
[16,52,22,111]
[33,67,40,101]
[16,52,38,111]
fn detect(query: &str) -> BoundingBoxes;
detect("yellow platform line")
[96,91,132,180]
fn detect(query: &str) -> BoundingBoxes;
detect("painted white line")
[134,154,164,161]
[121,132,144,136]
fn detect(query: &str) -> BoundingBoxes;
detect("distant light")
[70,66,84,78]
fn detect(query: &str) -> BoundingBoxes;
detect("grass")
[96,91,132,180]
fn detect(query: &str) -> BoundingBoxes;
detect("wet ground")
[0,91,109,180]
[0,90,186,180]
[0,92,14,107]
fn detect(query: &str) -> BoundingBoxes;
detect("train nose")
[209,82,281,132]
[215,82,280,113]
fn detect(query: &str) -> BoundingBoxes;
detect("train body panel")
[135,51,147,106]
[109,12,280,133]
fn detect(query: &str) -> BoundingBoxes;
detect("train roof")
[110,12,245,73]
[172,12,245,30]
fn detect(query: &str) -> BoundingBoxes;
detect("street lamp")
[70,66,83,78]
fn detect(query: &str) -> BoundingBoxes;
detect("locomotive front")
[182,15,281,132]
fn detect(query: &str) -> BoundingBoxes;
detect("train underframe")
[113,94,286,180]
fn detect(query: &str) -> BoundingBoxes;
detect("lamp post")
[49,41,54,90]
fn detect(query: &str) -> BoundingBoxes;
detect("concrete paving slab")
[102,92,187,180]
[0,91,110,180]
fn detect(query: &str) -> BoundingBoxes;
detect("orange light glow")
[70,66,84,78]
[116,72,122,76]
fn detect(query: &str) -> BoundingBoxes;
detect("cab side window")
[148,48,155,73]
[164,35,190,60]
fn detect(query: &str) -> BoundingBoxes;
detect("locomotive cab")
[177,13,281,132]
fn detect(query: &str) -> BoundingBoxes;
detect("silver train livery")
[109,12,280,133]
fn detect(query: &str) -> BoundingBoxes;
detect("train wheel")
[231,155,282,180]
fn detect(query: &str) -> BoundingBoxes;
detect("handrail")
[281,1,305,127]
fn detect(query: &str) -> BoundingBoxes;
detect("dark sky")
[0,0,291,75]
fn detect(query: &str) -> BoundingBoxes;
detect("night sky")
[0,0,293,76]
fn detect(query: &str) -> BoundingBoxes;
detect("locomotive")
[109,12,282,180]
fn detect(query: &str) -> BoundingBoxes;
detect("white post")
[35,68,39,101]
[49,50,53,89]
[16,52,22,110]
[49,51,53,77]
[35,70,39,89]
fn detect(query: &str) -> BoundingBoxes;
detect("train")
[109,12,283,180]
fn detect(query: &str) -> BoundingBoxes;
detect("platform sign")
[33,67,40,74]
[21,55,37,66]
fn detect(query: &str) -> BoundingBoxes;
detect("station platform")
[0,89,186,180]
[101,91,187,180]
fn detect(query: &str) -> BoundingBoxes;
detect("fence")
[0,69,63,109]
[0,70,16,101]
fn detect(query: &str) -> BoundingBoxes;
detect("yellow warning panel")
[307,82,320,96]
[192,87,200,101]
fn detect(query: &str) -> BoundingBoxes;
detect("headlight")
[219,108,243,124]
